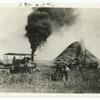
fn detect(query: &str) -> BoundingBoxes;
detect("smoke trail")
[25,8,77,61]
[37,8,76,27]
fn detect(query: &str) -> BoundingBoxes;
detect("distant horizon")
[0,40,100,63]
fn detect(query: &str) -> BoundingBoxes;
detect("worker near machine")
[54,62,70,81]
[13,57,16,63]
[62,64,70,81]
[12,56,19,68]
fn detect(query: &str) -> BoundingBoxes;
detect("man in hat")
[62,64,70,81]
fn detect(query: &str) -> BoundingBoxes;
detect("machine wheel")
[0,70,9,84]
[56,71,63,81]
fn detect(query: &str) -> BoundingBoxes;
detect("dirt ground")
[0,65,100,93]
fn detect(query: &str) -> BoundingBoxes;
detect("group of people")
[52,62,70,81]
[10,56,31,73]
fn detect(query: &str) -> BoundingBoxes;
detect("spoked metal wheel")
[0,70,9,84]
[56,71,63,81]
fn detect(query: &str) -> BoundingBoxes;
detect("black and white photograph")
[0,6,100,93]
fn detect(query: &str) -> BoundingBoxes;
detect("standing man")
[62,64,70,81]
[12,56,16,65]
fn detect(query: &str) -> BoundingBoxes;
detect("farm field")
[0,63,100,93]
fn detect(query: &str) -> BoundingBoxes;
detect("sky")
[0,8,100,61]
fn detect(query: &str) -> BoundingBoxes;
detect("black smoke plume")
[25,8,77,61]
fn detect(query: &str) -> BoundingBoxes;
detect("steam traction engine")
[1,53,36,74]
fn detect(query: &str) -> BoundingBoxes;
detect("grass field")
[0,64,100,93]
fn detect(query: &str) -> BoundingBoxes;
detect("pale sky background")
[0,8,100,61]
